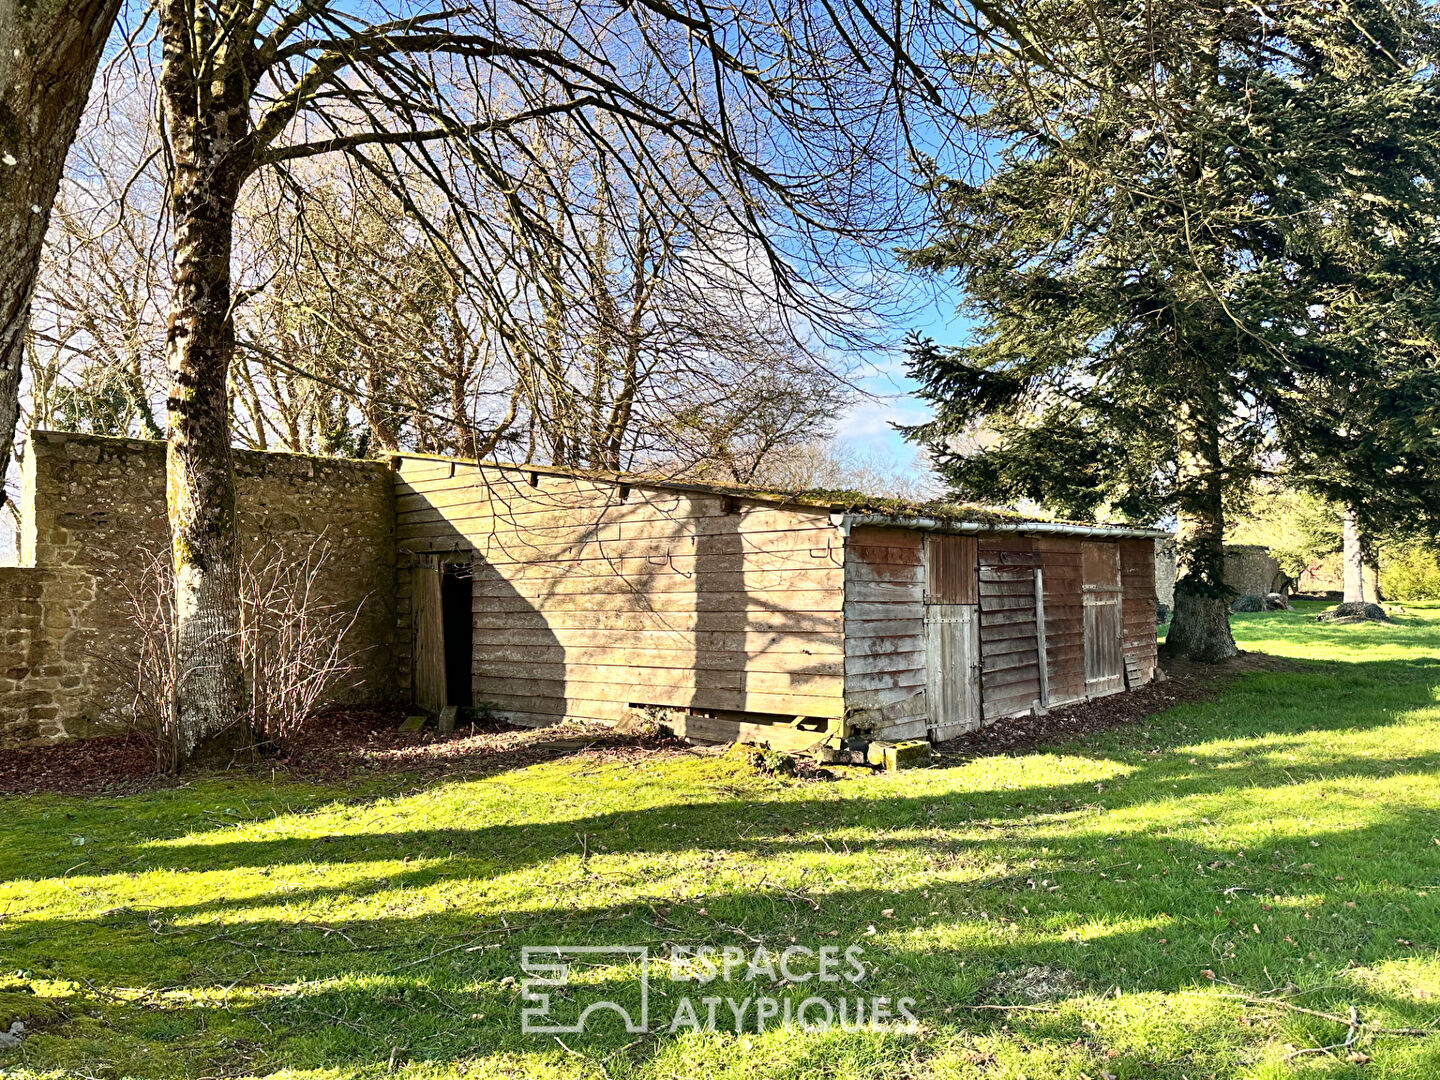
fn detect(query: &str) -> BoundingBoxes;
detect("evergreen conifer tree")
[903,0,1440,660]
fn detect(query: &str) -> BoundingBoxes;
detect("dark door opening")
[440,562,473,707]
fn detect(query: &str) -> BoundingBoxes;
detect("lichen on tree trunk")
[164,170,249,763]
[0,0,120,507]
[158,0,255,767]
[1161,395,1238,664]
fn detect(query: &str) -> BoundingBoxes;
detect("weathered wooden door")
[1081,542,1124,697]
[924,536,982,740]
[412,556,447,713]
[925,604,981,739]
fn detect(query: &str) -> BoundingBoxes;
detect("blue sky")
[837,286,966,469]
[83,1,973,483]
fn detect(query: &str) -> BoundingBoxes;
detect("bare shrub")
[115,540,364,770]
[113,548,181,772]
[237,540,364,746]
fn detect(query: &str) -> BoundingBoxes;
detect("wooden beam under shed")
[673,714,838,753]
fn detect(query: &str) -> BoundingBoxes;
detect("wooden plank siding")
[1081,541,1126,697]
[1119,539,1160,686]
[392,453,1164,740]
[411,557,446,713]
[925,603,981,739]
[393,455,846,727]
[1034,537,1086,706]
[978,537,1044,722]
[841,527,928,741]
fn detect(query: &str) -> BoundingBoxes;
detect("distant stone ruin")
[1230,592,1290,613]
[1153,541,1289,610]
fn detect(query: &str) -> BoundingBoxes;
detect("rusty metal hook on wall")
[808,536,840,564]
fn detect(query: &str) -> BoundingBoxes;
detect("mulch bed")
[933,651,1300,759]
[272,706,690,783]
[0,731,161,796]
[932,677,1204,759]
[0,707,693,796]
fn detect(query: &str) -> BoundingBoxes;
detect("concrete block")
[866,740,931,771]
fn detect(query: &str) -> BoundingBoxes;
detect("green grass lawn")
[5,603,1440,1079]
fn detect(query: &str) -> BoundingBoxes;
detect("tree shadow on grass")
[6,646,1440,1076]
[23,642,1428,885]
[7,806,1440,1078]
[4,732,1433,893]
[8,763,1440,1076]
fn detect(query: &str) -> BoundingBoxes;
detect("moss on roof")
[396,453,1157,534]
[758,487,1043,526]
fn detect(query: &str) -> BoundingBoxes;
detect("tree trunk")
[1342,505,1365,604]
[164,172,250,764]
[1161,396,1238,663]
[158,1,254,767]
[0,0,120,505]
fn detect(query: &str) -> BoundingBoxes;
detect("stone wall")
[1154,538,1176,609]
[1152,540,1289,606]
[1223,544,1289,597]
[0,432,397,746]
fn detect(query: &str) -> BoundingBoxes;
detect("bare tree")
[452,106,866,475]
[29,75,168,440]
[230,125,861,481]
[137,0,963,763]
[649,359,853,483]
[231,167,518,458]
[30,102,858,484]
[749,438,938,501]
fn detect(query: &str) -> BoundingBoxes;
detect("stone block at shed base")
[866,739,930,771]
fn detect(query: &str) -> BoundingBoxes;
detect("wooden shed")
[393,455,1167,748]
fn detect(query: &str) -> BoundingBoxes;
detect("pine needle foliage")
[902,0,1440,660]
